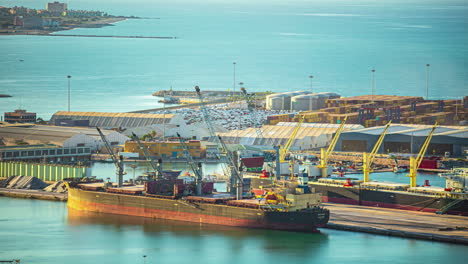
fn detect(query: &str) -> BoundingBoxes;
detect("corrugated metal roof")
[276,122,364,129]
[343,124,467,136]
[53,111,175,119]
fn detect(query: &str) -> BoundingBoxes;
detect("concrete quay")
[323,202,468,244]
[0,188,67,202]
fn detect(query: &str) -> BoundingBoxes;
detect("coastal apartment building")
[46,1,67,14]
[124,140,202,159]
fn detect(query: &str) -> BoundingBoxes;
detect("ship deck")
[324,202,468,245]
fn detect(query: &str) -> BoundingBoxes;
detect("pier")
[0,188,67,201]
[41,34,176,39]
[324,202,468,245]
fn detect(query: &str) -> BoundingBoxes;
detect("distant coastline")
[0,16,136,36]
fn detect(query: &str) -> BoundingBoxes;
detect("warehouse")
[49,111,186,129]
[336,124,468,156]
[216,122,362,150]
[0,124,130,152]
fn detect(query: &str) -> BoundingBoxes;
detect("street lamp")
[309,75,314,93]
[233,62,236,93]
[371,69,375,102]
[426,64,430,100]
[67,75,72,112]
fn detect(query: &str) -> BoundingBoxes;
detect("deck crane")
[362,121,392,183]
[279,114,305,163]
[317,117,348,177]
[240,87,263,138]
[218,135,243,200]
[97,127,125,187]
[407,122,438,187]
[194,86,243,199]
[132,133,163,179]
[176,132,203,196]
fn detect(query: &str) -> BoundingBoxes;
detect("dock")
[0,188,67,201]
[324,202,468,245]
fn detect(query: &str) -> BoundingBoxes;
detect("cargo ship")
[66,177,330,232]
[308,168,468,215]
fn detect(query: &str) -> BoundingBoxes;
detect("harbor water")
[0,196,466,264]
[1,0,467,119]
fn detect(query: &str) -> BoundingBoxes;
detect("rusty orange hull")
[67,187,329,232]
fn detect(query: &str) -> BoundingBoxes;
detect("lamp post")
[238,82,244,130]
[426,64,430,100]
[309,75,314,93]
[371,69,375,102]
[67,75,71,112]
[233,62,236,94]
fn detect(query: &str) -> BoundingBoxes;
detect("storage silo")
[291,92,341,111]
[266,91,312,110]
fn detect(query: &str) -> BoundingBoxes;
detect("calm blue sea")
[1,0,467,119]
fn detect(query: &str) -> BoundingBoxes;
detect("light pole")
[426,64,430,100]
[371,69,375,102]
[67,75,71,112]
[233,62,236,94]
[309,75,314,93]
[238,82,244,130]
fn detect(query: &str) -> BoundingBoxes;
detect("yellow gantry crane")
[279,114,305,163]
[362,121,392,182]
[317,117,348,177]
[407,122,438,187]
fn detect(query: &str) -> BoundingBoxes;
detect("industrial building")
[4,109,37,123]
[124,140,202,158]
[0,144,92,163]
[0,124,130,152]
[216,122,363,150]
[336,124,468,156]
[49,111,185,129]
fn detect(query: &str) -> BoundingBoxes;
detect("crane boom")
[176,133,204,196]
[279,115,305,162]
[97,127,124,187]
[132,133,163,179]
[362,121,392,182]
[407,122,438,187]
[318,117,348,177]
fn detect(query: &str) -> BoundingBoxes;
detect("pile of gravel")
[43,181,68,193]
[2,176,49,190]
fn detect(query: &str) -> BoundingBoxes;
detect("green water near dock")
[0,197,466,264]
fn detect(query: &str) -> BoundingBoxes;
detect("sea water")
[0,0,467,119]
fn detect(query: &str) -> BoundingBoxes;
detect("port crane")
[362,121,392,183]
[132,133,164,179]
[317,117,348,177]
[96,127,125,187]
[176,132,203,196]
[407,122,438,187]
[279,114,305,163]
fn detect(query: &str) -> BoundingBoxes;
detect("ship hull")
[68,188,329,232]
[309,183,468,216]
